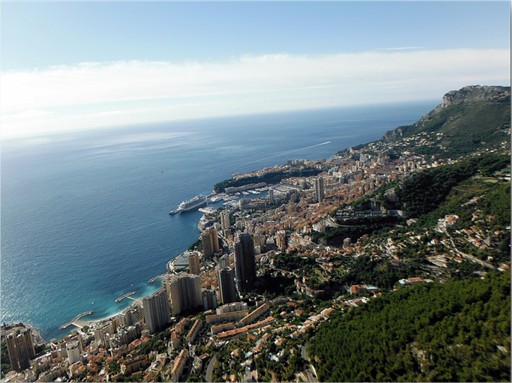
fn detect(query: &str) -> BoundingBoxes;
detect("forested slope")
[308,271,511,382]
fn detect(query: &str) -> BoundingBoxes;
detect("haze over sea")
[1,102,434,340]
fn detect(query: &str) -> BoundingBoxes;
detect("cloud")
[1,49,509,139]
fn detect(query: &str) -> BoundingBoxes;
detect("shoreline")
[1,322,46,346]
[56,191,233,337]
[57,233,206,337]
[11,185,262,340]
[1,101,439,345]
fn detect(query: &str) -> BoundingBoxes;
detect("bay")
[0,101,435,340]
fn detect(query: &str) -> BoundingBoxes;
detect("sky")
[0,0,510,139]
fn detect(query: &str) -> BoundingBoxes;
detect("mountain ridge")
[380,85,511,157]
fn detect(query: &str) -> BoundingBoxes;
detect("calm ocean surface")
[1,102,434,340]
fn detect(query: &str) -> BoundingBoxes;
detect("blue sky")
[2,1,509,69]
[1,1,510,138]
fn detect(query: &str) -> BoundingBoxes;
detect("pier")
[148,274,166,283]
[60,311,93,330]
[115,291,136,303]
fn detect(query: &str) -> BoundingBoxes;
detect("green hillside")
[397,154,510,217]
[308,271,511,382]
[383,85,511,157]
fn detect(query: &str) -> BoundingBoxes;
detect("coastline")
[1,322,45,346]
[3,102,439,342]
[56,221,209,337]
[2,102,434,343]
[54,187,259,337]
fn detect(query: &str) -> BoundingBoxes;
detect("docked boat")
[169,195,207,215]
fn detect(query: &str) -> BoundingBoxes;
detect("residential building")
[6,328,35,372]
[170,349,188,383]
[220,210,231,232]
[217,267,237,304]
[276,230,287,252]
[188,252,201,275]
[185,319,203,344]
[234,233,257,293]
[142,288,171,334]
[167,273,202,315]
[201,289,218,310]
[201,227,220,259]
[65,340,82,365]
[217,254,230,269]
[315,176,325,203]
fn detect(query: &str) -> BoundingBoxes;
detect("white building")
[65,340,82,365]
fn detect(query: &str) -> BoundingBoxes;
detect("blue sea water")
[1,102,435,340]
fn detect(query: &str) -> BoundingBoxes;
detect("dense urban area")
[2,86,511,382]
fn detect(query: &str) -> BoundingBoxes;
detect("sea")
[1,101,435,340]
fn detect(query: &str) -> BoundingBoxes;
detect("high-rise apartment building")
[217,267,237,304]
[315,176,325,203]
[201,289,218,310]
[168,273,202,315]
[6,328,35,372]
[276,230,287,252]
[211,226,220,253]
[217,253,230,269]
[142,288,171,334]
[268,189,275,204]
[220,210,231,232]
[201,226,220,259]
[66,340,82,364]
[188,252,201,275]
[234,234,257,293]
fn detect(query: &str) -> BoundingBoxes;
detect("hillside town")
[3,119,510,382]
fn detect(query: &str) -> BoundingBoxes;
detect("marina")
[198,207,217,215]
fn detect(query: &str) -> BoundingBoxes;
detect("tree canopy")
[308,271,511,382]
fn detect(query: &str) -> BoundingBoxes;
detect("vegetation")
[308,271,511,382]
[1,339,11,378]
[393,90,510,157]
[397,154,509,217]
[137,329,169,355]
[314,215,402,245]
[330,256,424,290]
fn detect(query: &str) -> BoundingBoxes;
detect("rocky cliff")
[382,85,510,157]
[441,85,510,108]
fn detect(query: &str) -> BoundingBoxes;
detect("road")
[300,345,319,383]
[447,235,495,269]
[205,353,218,382]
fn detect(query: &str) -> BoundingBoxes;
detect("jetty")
[115,291,136,303]
[60,311,93,330]
[148,274,166,283]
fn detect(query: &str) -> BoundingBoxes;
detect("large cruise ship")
[169,195,207,215]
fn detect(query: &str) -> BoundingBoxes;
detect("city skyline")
[1,1,509,139]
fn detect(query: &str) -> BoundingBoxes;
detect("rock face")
[379,84,511,157]
[441,85,511,108]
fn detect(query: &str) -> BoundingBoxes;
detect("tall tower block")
[234,233,257,293]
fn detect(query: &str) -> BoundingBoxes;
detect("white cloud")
[1,48,509,139]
